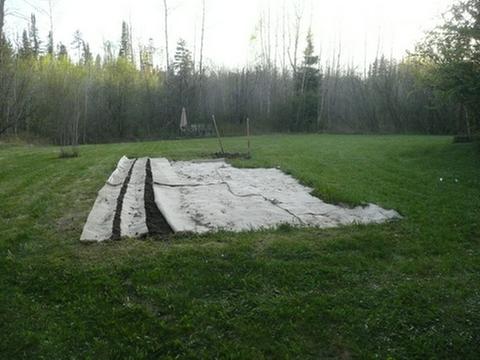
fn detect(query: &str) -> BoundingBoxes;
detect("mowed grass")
[0,134,479,359]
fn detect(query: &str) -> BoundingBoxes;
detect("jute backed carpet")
[81,157,401,242]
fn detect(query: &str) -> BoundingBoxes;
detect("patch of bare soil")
[112,159,137,240]
[212,152,251,160]
[144,159,173,237]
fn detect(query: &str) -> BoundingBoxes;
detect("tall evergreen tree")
[82,42,93,65]
[297,30,320,93]
[174,39,192,77]
[19,29,32,58]
[47,31,54,56]
[119,21,132,62]
[30,14,40,58]
[57,42,68,59]
[71,30,83,63]
[294,30,320,130]
[172,39,193,110]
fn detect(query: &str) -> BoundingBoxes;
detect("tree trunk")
[457,103,470,137]
[163,0,170,77]
[465,106,472,138]
[289,9,301,76]
[197,0,206,122]
[0,0,5,41]
[199,0,205,76]
[83,82,88,144]
[48,0,54,48]
[0,123,13,136]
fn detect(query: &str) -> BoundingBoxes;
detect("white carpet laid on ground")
[81,156,137,242]
[80,156,401,242]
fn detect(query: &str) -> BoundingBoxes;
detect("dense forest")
[0,0,478,145]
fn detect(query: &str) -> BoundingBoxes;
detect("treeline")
[0,1,477,145]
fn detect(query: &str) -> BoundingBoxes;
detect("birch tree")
[199,0,205,76]
[163,0,170,75]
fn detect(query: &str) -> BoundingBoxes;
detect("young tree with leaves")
[414,0,480,138]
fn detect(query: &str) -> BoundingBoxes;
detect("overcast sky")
[5,0,453,69]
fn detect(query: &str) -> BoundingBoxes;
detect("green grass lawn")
[1,134,479,359]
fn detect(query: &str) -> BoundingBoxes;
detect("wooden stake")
[246,117,251,157]
[212,115,225,154]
